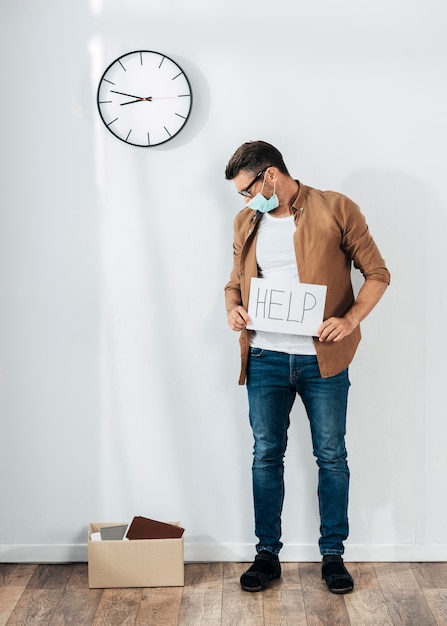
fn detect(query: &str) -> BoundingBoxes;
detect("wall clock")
[97,50,193,147]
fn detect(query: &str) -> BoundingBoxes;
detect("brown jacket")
[224,182,390,383]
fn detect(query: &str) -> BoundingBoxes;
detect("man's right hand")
[227,306,251,332]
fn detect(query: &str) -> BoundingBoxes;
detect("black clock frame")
[97,50,193,148]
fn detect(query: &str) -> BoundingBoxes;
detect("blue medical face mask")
[246,175,279,213]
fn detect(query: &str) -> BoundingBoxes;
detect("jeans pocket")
[250,347,264,358]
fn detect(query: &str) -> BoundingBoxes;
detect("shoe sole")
[328,584,354,594]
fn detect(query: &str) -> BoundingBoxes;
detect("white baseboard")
[185,543,447,562]
[0,544,88,563]
[1,542,446,563]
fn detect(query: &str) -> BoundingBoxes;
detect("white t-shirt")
[250,212,316,355]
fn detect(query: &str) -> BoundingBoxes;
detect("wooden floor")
[1,561,447,625]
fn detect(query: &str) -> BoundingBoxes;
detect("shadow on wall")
[342,168,437,549]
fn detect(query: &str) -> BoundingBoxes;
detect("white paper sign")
[247,277,327,336]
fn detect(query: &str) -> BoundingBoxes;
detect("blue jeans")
[246,349,350,556]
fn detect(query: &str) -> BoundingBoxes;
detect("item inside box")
[90,516,185,541]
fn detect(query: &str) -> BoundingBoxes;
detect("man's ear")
[266,166,279,183]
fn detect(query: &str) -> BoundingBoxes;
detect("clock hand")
[120,97,153,106]
[119,95,184,106]
[110,89,147,99]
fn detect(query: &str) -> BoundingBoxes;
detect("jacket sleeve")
[224,217,244,311]
[338,195,390,284]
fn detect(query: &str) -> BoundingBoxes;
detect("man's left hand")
[317,317,356,343]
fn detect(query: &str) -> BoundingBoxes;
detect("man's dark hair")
[225,140,290,180]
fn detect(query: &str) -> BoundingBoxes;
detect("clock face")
[97,51,192,147]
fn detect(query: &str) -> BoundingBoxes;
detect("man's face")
[234,169,270,204]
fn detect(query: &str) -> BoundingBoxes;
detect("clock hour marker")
[126,129,132,141]
[118,60,126,71]
[175,113,187,119]
[172,72,183,80]
[158,57,165,69]
[164,127,172,137]
[139,52,143,65]
[178,94,190,98]
[103,78,115,86]
[107,117,119,126]
[98,100,112,104]
[147,133,151,146]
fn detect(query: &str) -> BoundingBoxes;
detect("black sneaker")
[240,550,281,592]
[322,555,354,594]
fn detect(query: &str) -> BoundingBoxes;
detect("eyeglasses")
[238,168,268,197]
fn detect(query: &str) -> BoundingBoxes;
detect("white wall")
[1,0,446,562]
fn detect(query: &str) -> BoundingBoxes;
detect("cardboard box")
[88,522,184,588]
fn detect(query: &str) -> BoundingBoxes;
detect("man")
[224,141,390,594]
